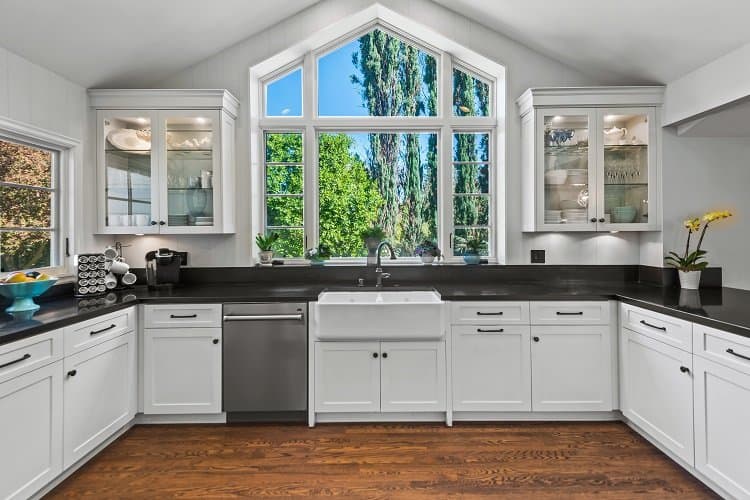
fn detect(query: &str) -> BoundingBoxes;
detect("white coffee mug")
[104,273,117,289]
[108,259,130,275]
[121,272,137,286]
[108,214,123,226]
[134,214,150,226]
[103,246,119,260]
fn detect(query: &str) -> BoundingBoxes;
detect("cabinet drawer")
[0,329,62,384]
[450,301,529,325]
[530,301,610,325]
[144,304,222,328]
[620,303,692,352]
[64,307,135,355]
[694,324,750,376]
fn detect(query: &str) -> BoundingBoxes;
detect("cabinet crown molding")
[88,89,240,118]
[517,86,665,117]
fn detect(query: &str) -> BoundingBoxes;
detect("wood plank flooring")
[46,422,717,499]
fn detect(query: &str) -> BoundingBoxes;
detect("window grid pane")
[452,131,491,257]
[264,132,304,258]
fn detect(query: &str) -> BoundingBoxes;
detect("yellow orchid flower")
[683,218,701,232]
[702,210,733,223]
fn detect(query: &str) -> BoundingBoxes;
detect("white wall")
[115,0,642,267]
[0,45,108,259]
[659,129,750,289]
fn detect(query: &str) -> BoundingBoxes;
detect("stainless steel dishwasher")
[222,303,307,422]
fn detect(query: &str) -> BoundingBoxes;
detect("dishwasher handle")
[223,314,304,322]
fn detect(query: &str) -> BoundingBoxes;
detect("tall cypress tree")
[401,44,423,253]
[453,69,480,234]
[422,54,438,242]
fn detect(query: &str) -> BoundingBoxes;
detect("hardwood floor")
[46,422,716,499]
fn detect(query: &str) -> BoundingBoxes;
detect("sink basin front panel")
[314,301,446,340]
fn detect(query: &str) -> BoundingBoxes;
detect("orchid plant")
[665,210,732,271]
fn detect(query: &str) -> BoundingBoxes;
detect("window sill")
[264,258,498,267]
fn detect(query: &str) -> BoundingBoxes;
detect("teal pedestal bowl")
[0,278,58,313]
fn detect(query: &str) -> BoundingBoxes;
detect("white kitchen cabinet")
[517,87,663,232]
[531,325,613,411]
[452,325,531,411]
[621,328,694,465]
[314,342,381,413]
[380,341,446,412]
[90,89,238,234]
[143,328,222,414]
[63,331,136,468]
[694,355,750,499]
[0,361,63,500]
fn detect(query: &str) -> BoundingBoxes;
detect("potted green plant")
[664,210,732,289]
[255,232,278,265]
[459,237,485,265]
[415,240,441,264]
[361,225,386,264]
[304,244,332,266]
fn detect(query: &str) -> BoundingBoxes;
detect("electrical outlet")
[530,249,545,263]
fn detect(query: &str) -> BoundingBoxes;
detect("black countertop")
[2,281,749,346]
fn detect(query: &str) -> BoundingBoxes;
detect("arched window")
[256,24,500,262]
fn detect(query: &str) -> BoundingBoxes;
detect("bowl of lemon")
[0,272,58,313]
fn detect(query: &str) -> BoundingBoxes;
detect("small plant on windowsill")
[255,232,279,265]
[457,237,485,265]
[415,240,441,265]
[305,244,332,266]
[360,226,386,250]
[664,210,732,289]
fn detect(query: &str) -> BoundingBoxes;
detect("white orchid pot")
[420,255,435,264]
[258,251,274,264]
[678,270,701,290]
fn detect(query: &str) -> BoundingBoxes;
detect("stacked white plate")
[566,169,588,185]
[544,210,562,224]
[168,214,189,226]
[194,216,214,226]
[562,208,588,224]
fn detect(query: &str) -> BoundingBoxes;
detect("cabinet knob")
[213,339,219,344]
[680,366,690,374]
[598,218,606,223]
[372,352,378,358]
[67,369,77,377]
[590,217,597,223]
[382,352,388,358]
[533,336,540,342]
[150,220,157,226]
[159,221,166,226]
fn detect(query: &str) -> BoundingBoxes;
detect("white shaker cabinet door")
[315,342,381,413]
[380,341,446,412]
[621,329,694,465]
[694,355,750,499]
[0,361,63,500]
[531,325,613,411]
[143,328,222,414]
[63,332,136,468]
[452,325,531,411]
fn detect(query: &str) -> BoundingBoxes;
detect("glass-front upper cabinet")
[596,108,656,230]
[99,110,160,233]
[538,109,597,230]
[92,89,238,235]
[518,87,663,232]
[162,110,220,233]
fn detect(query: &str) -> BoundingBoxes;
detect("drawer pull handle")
[90,323,116,336]
[477,311,503,316]
[67,369,77,377]
[556,311,584,316]
[170,314,198,319]
[680,366,691,374]
[213,339,220,345]
[0,353,31,369]
[726,348,750,361]
[477,328,504,333]
[533,336,540,342]
[640,320,667,331]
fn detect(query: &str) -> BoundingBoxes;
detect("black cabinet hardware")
[476,311,503,316]
[213,339,219,345]
[726,348,750,361]
[372,352,378,358]
[382,352,388,358]
[477,328,504,333]
[159,220,166,225]
[0,353,30,369]
[533,336,540,342]
[590,217,597,223]
[150,220,157,225]
[90,323,116,336]
[170,314,198,319]
[556,311,584,316]
[67,369,77,377]
[598,218,606,223]
[640,320,667,331]
[680,366,690,374]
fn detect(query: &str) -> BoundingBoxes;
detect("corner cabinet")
[518,87,664,232]
[89,89,238,234]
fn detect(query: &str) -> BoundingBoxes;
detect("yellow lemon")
[5,272,29,283]
[35,273,51,281]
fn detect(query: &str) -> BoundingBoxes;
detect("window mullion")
[440,51,454,258]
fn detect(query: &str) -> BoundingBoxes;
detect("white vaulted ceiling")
[0,0,749,88]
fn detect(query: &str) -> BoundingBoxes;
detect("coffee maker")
[145,248,184,289]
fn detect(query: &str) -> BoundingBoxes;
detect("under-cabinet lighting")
[135,233,144,236]
[604,114,616,122]
[609,231,619,234]
[552,115,564,123]
[195,117,207,124]
[135,117,147,125]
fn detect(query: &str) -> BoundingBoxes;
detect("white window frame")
[0,117,77,278]
[250,12,506,265]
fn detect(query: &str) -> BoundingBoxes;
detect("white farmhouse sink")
[313,290,445,340]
